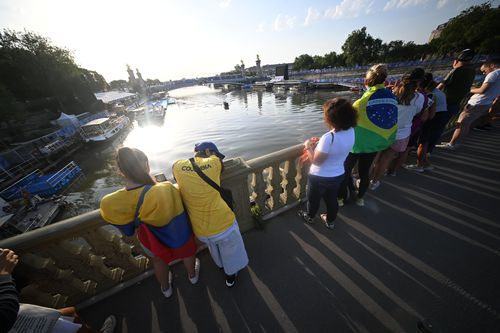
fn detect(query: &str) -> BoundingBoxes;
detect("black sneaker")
[297,210,314,224]
[225,274,236,288]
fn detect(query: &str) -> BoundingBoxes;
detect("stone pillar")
[221,157,253,232]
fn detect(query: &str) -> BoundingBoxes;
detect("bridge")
[1,125,499,332]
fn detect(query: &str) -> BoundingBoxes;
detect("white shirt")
[396,93,425,140]
[309,127,355,177]
[468,69,500,106]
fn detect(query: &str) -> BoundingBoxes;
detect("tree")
[341,27,382,66]
[293,54,314,70]
[430,3,500,55]
[109,80,128,91]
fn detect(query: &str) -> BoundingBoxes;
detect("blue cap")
[194,142,225,159]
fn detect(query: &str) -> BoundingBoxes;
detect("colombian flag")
[352,84,398,153]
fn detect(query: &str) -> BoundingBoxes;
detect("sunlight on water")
[62,86,359,218]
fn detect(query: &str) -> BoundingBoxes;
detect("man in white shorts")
[438,56,500,149]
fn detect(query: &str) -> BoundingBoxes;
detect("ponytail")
[116,147,155,186]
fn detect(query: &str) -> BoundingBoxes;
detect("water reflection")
[62,86,359,217]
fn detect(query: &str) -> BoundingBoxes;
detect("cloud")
[324,0,373,19]
[256,22,265,33]
[304,7,321,26]
[436,0,449,8]
[384,0,428,11]
[274,14,296,31]
[219,0,231,8]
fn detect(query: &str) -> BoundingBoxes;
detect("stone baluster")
[269,162,285,210]
[81,226,150,280]
[20,285,68,309]
[252,167,270,216]
[221,157,253,232]
[16,253,94,306]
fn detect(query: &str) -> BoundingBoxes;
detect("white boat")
[130,103,166,123]
[79,115,130,143]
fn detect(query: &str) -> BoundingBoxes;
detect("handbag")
[189,158,234,211]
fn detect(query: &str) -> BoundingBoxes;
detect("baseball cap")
[194,142,225,159]
[481,55,500,65]
[456,49,474,62]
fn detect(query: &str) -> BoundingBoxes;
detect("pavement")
[81,126,500,333]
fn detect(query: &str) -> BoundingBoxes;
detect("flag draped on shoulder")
[352,84,398,153]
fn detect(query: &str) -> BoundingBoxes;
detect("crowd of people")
[1,49,498,333]
[299,49,499,228]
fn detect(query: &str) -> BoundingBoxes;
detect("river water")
[62,86,359,218]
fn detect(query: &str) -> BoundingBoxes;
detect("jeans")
[339,152,377,200]
[428,103,459,153]
[306,174,344,223]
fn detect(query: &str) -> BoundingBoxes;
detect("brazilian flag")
[352,84,398,153]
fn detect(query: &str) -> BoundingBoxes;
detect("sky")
[0,0,496,82]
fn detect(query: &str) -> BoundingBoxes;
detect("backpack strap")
[330,132,334,144]
[133,185,152,227]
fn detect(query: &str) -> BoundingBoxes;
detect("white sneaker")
[369,180,380,190]
[337,198,344,207]
[423,164,435,171]
[189,258,200,284]
[100,315,117,333]
[355,178,360,190]
[436,142,456,150]
[404,164,424,173]
[355,197,365,207]
[161,271,173,298]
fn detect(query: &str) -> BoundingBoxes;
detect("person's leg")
[305,175,325,219]
[323,175,344,223]
[357,152,377,198]
[338,153,358,200]
[182,255,196,279]
[449,104,489,145]
[371,148,397,182]
[428,112,452,153]
[151,256,171,291]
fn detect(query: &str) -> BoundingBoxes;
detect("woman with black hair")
[298,98,356,229]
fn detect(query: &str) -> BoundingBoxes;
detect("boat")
[0,195,67,239]
[130,102,166,123]
[0,161,84,202]
[79,115,130,143]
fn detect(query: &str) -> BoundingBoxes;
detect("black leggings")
[306,174,344,222]
[338,152,377,200]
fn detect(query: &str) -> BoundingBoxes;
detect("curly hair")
[323,98,358,131]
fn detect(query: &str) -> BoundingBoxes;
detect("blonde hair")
[365,64,388,87]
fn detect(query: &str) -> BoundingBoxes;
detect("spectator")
[0,248,116,333]
[338,64,398,206]
[437,56,500,148]
[101,147,199,299]
[297,98,356,229]
[429,49,475,152]
[172,142,248,288]
[370,73,423,187]
[407,73,448,171]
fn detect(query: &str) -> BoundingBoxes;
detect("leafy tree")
[341,27,382,66]
[81,68,110,92]
[109,80,128,91]
[430,3,500,55]
[293,54,314,70]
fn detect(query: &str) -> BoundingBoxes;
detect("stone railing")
[0,144,308,308]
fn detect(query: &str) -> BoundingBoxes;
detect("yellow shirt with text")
[172,155,235,237]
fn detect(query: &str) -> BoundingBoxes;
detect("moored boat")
[0,161,84,201]
[79,115,130,144]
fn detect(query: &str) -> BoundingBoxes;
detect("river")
[61,86,359,218]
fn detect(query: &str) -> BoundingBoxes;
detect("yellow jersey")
[172,155,235,237]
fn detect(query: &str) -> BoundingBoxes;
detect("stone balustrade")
[0,143,308,308]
